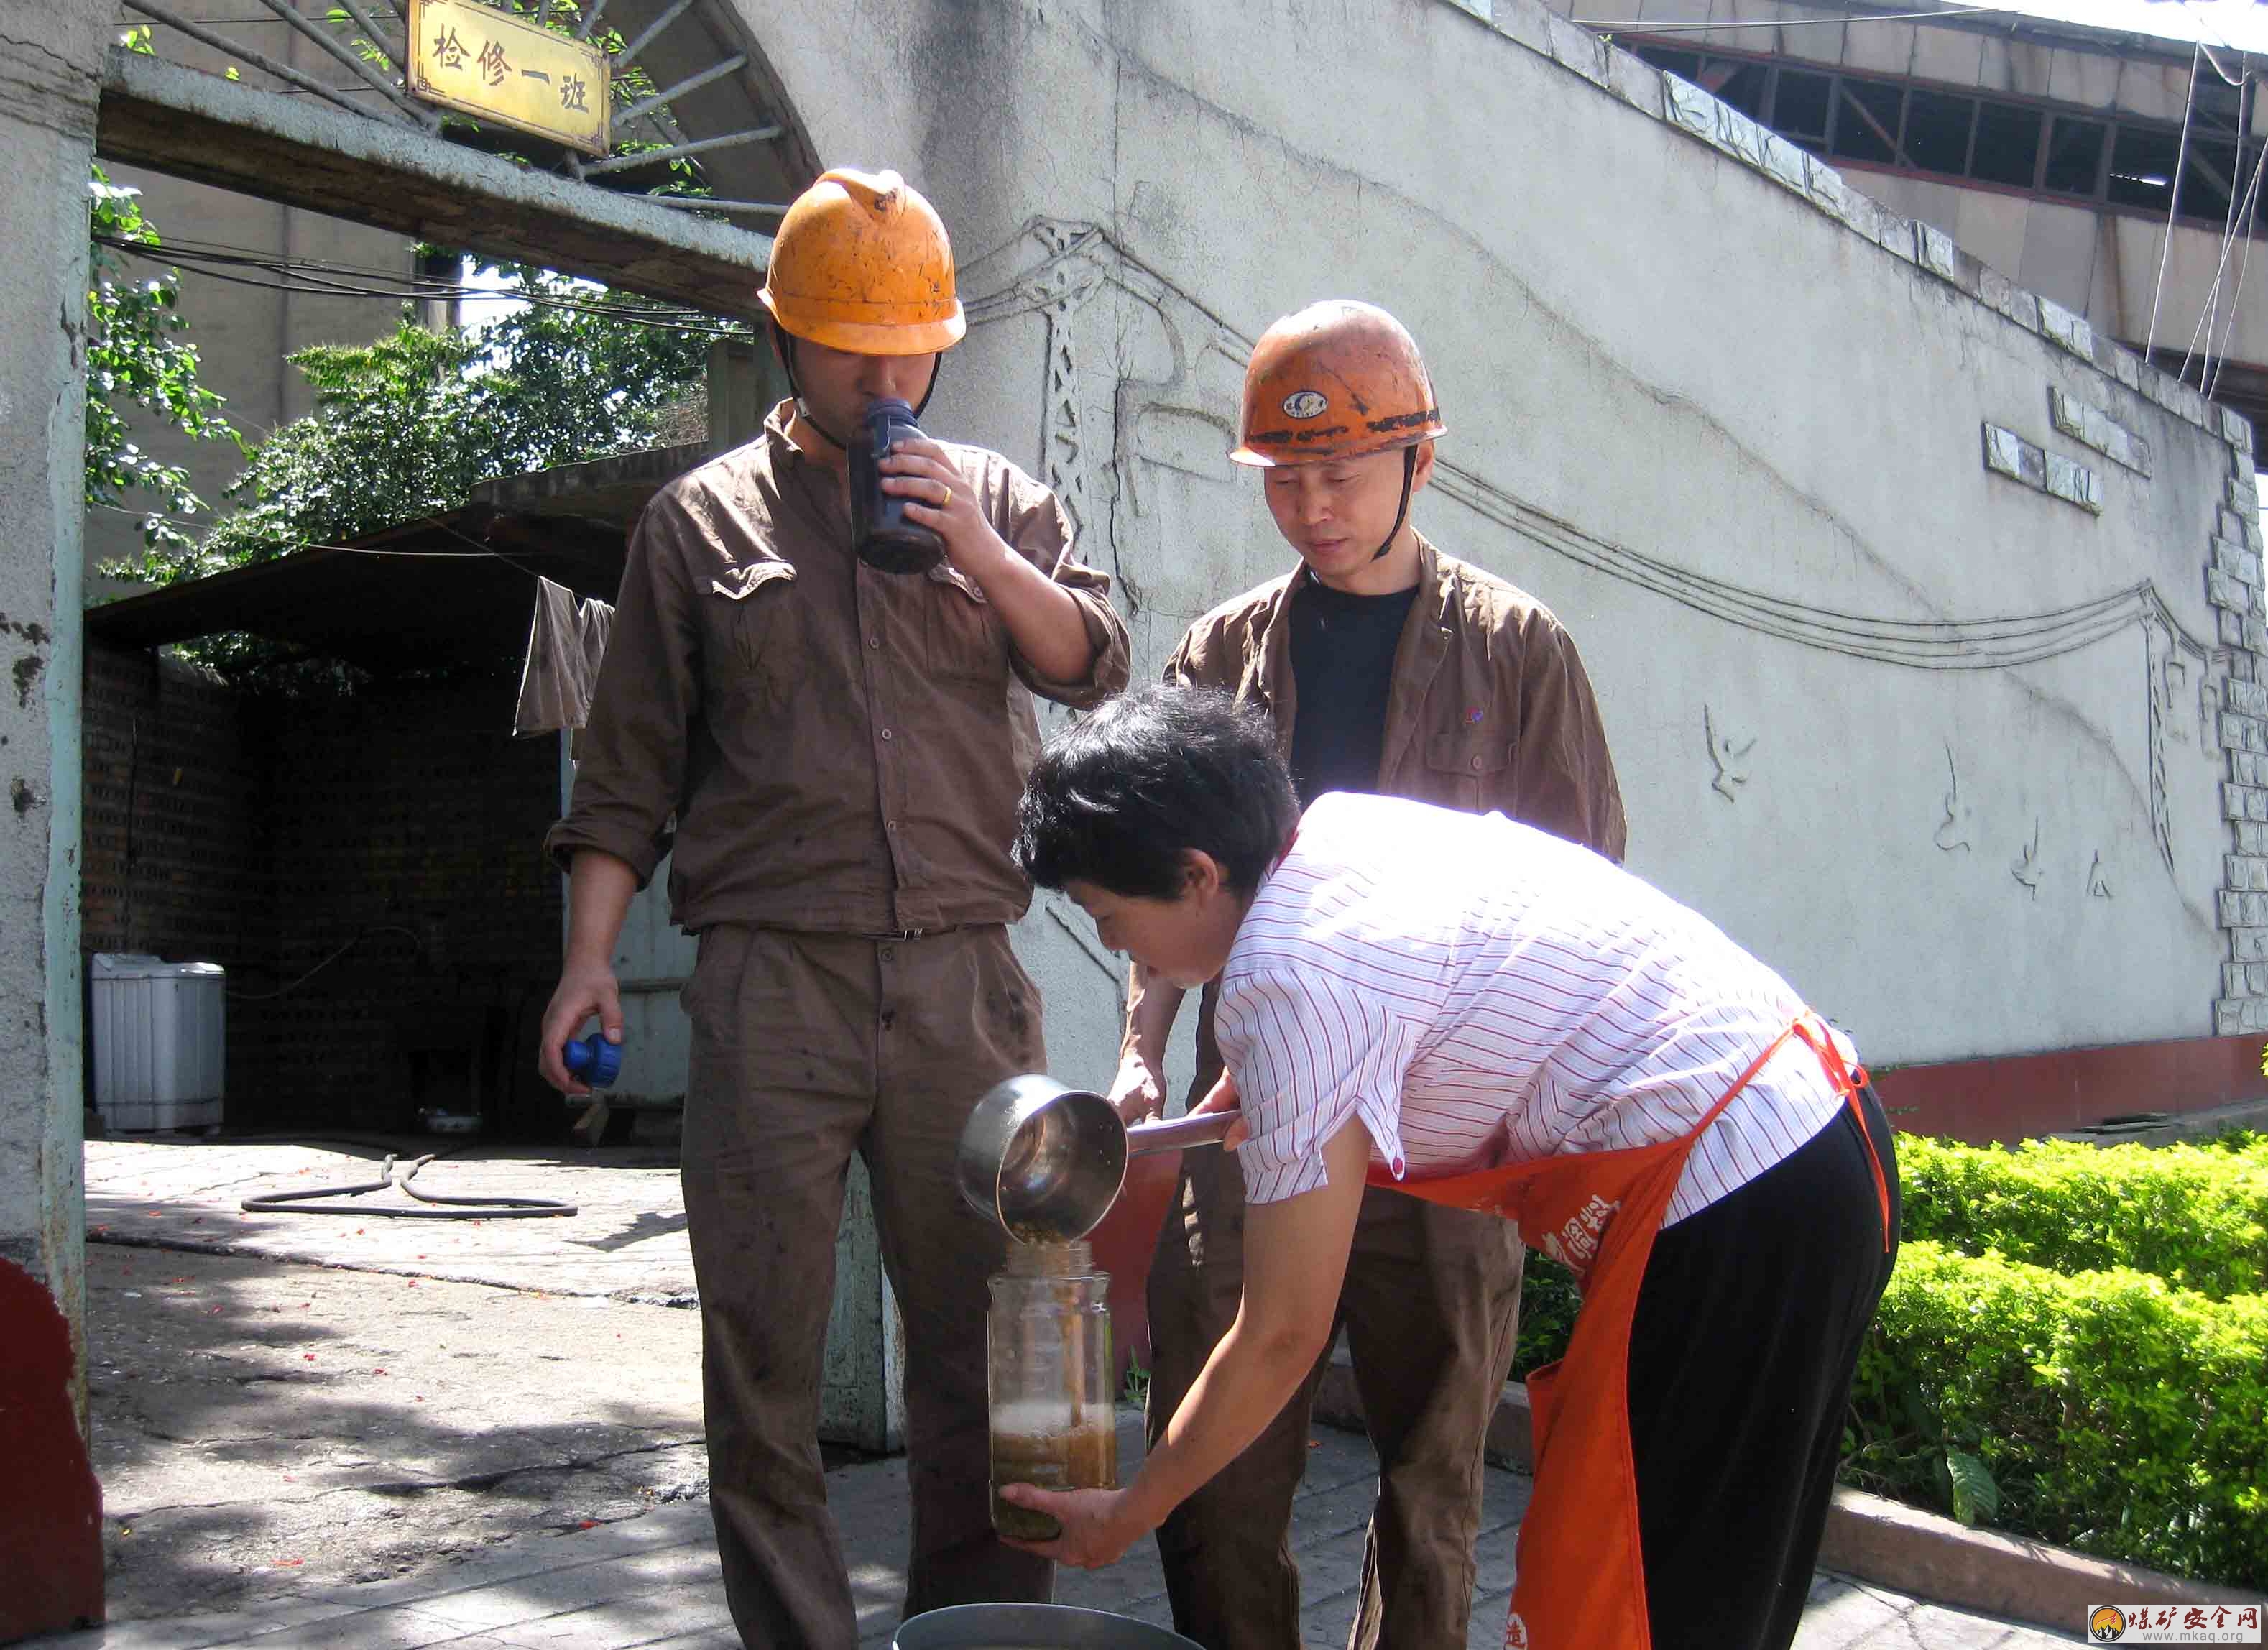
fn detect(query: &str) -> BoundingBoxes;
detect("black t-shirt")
[1286,573,1421,806]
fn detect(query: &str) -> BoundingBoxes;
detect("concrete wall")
[0,0,108,1626]
[86,5,418,598]
[734,0,2257,1094]
[1,0,100,1352]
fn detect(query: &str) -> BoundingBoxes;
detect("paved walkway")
[45,1140,2082,1650]
[32,1416,2078,1650]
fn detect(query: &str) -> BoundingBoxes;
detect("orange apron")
[1365,1013,1891,1650]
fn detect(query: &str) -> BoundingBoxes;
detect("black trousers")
[1625,1086,1901,1650]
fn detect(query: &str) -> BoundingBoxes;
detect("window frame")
[1623,34,2265,239]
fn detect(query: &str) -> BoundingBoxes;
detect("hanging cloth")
[514,576,614,737]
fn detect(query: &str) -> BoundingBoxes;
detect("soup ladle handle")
[1125,1111,1239,1156]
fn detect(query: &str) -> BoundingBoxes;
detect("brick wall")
[2205,425,2268,1035]
[82,642,267,969]
[82,641,566,1138]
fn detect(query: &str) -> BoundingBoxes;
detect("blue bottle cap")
[564,1033,622,1089]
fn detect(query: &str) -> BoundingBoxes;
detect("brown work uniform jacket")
[1163,533,1627,1089]
[545,402,1133,934]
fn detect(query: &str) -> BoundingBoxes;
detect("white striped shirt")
[1214,793,1851,1228]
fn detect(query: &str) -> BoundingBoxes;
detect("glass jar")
[987,1239,1116,1541]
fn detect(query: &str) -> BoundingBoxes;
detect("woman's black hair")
[1013,684,1301,900]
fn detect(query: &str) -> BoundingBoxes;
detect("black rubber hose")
[240,1153,576,1220]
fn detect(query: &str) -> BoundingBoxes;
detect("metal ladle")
[956,1073,1239,1244]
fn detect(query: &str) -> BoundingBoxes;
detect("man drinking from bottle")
[538,166,1130,1650]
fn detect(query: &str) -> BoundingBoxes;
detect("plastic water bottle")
[849,397,947,574]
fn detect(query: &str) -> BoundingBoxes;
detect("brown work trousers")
[1148,1144,1523,1650]
[681,925,1053,1650]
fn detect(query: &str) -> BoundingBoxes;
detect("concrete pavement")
[44,1138,2088,1650]
[83,1138,698,1304]
[34,1411,2081,1650]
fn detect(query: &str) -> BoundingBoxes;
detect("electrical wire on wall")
[1432,461,2211,671]
[88,232,754,338]
[1572,1,2019,31]
[2200,134,2267,396]
[225,925,423,1002]
[2147,41,2208,362]
[2178,46,2268,399]
[2177,47,2261,388]
[2208,172,2262,398]
[90,229,724,569]
[980,222,2220,675]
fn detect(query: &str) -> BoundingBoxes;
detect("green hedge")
[1848,1240,2268,1590]
[1899,1135,2268,1299]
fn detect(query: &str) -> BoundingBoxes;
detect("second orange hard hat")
[1230,300,1446,467]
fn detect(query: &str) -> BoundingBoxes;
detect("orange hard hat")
[759,167,965,356]
[1230,300,1446,466]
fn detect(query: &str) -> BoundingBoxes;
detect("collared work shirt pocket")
[1424,727,1511,812]
[924,564,1010,686]
[703,561,798,699]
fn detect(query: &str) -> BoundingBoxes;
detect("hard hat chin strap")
[773,326,853,453]
[910,354,941,420]
[774,323,942,451]
[1370,444,1420,563]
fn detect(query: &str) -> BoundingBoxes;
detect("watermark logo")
[2088,1603,2262,1644]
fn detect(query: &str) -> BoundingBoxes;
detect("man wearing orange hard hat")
[539,167,1130,1647]
[1108,300,1625,1650]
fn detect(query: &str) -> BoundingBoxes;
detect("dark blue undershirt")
[1286,573,1421,806]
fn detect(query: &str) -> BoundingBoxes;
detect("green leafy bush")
[1899,1135,2268,1299]
[117,275,713,594]
[1513,1253,1580,1381]
[1849,1241,2268,1590]
[85,162,242,553]
[102,268,714,689]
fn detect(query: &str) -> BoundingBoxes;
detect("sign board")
[407,0,609,157]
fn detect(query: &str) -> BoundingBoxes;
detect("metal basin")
[895,1603,1203,1650]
